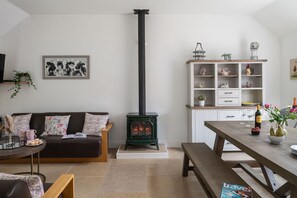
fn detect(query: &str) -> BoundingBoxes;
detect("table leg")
[37,152,40,173]
[291,184,297,197]
[182,153,190,177]
[213,134,225,157]
[30,154,34,175]
[260,164,278,191]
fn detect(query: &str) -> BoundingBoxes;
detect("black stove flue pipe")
[134,9,149,115]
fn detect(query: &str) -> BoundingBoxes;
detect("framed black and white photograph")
[42,55,90,79]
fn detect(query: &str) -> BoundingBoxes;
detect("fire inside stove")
[131,121,152,136]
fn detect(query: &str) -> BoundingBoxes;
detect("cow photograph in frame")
[42,55,90,79]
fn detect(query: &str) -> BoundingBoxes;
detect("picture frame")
[42,55,90,79]
[290,58,297,78]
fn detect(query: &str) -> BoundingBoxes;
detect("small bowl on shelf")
[268,134,285,145]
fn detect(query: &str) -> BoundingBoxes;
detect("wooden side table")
[0,140,46,182]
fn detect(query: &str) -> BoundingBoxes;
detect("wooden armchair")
[0,174,74,198]
[43,174,74,198]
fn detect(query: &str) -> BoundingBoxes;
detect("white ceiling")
[7,0,274,15]
[2,0,297,37]
[253,0,297,37]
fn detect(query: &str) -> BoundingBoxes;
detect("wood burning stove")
[125,9,159,150]
[126,113,158,150]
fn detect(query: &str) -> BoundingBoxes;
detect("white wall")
[280,36,297,108]
[0,14,280,147]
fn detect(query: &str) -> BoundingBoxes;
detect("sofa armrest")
[102,122,113,133]
[100,122,113,161]
[42,174,74,198]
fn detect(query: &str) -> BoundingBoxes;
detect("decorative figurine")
[245,64,251,75]
[250,42,259,60]
[221,53,232,60]
[219,83,229,88]
[245,81,252,88]
[198,66,206,75]
[193,42,206,60]
[220,68,230,76]
[198,82,203,88]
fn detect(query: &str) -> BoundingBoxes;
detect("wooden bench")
[182,143,261,198]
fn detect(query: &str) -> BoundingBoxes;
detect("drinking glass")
[240,113,246,125]
[246,114,254,127]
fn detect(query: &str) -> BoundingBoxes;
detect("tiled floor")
[0,148,281,198]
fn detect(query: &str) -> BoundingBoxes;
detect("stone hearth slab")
[116,144,168,159]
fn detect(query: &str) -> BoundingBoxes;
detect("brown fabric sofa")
[11,112,113,162]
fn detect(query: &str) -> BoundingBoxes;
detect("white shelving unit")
[187,59,267,151]
[187,59,266,107]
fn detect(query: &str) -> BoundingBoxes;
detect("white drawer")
[218,89,239,97]
[217,98,239,106]
[219,110,241,120]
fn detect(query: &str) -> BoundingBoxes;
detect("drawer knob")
[224,92,233,94]
[226,116,235,118]
[224,100,233,102]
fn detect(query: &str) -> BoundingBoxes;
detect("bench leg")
[182,153,190,177]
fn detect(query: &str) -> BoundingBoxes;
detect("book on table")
[62,132,86,139]
[220,182,253,198]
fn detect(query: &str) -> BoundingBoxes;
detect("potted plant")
[197,95,206,106]
[9,70,37,99]
[265,104,297,144]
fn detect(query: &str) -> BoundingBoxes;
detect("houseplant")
[9,70,37,99]
[197,95,206,106]
[264,104,297,143]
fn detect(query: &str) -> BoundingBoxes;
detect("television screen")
[0,54,5,83]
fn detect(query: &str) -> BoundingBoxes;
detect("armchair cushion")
[0,180,31,198]
[0,173,44,198]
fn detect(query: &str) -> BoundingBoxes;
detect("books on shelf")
[220,182,252,198]
[62,132,86,140]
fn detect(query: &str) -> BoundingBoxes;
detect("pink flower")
[264,104,271,109]
[290,108,297,113]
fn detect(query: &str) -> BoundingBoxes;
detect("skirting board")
[116,144,169,159]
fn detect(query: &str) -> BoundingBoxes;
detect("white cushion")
[82,113,109,136]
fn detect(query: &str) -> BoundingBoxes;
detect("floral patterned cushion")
[41,115,71,136]
[82,113,109,136]
[5,114,32,136]
[0,172,44,198]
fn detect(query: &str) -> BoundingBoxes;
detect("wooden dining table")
[205,121,297,197]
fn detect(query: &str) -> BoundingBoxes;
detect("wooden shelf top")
[186,59,267,64]
[194,75,214,78]
[1,81,29,85]
[242,75,262,77]
[186,105,258,110]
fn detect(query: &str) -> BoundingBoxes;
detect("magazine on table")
[62,132,86,139]
[220,182,253,198]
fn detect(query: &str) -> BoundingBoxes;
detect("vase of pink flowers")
[265,104,297,137]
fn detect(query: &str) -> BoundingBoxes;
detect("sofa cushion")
[40,135,102,158]
[82,113,109,136]
[41,115,71,136]
[5,114,32,136]
[13,112,109,137]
